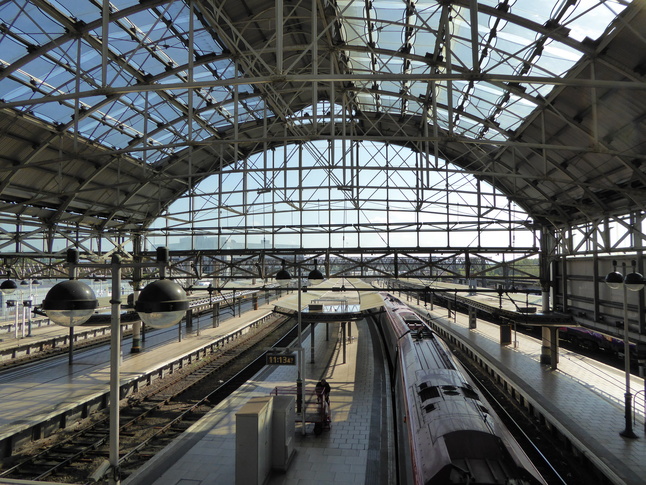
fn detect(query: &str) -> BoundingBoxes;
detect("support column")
[131,236,143,353]
[539,225,554,315]
[68,261,78,365]
[540,326,559,369]
[178,316,182,342]
[635,212,645,333]
[131,321,142,353]
[342,322,347,364]
[186,308,193,327]
[550,327,559,370]
[500,320,512,345]
[310,323,315,363]
[109,255,123,485]
[69,327,74,365]
[213,302,220,327]
[542,292,550,312]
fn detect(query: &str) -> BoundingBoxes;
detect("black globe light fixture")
[605,260,646,439]
[275,259,326,287]
[135,279,189,328]
[42,279,99,326]
[605,265,625,290]
[275,260,291,285]
[308,259,325,285]
[0,278,17,295]
[624,270,646,292]
[42,273,188,329]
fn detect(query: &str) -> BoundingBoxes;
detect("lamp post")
[275,259,324,435]
[19,280,29,337]
[27,280,40,337]
[41,247,188,484]
[605,260,645,439]
[1,278,17,334]
[0,278,17,296]
[6,299,17,338]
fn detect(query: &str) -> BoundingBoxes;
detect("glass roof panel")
[0,0,631,170]
[6,3,66,49]
[567,1,627,41]
[333,0,629,142]
[46,0,99,22]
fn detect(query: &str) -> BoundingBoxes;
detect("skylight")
[0,0,628,162]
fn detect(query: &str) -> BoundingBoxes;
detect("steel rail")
[460,362,567,485]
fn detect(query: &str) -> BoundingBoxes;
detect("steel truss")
[0,0,645,345]
[1,0,645,236]
[1,246,541,290]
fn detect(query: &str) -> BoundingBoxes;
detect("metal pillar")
[109,256,123,484]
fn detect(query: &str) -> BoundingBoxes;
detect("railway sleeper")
[34,459,64,467]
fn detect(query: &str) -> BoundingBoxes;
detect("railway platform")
[124,317,393,485]
[6,284,645,485]
[400,293,646,485]
[0,295,281,460]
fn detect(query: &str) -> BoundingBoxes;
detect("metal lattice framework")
[0,0,644,267]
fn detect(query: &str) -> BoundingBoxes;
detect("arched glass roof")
[0,0,627,154]
[0,0,644,254]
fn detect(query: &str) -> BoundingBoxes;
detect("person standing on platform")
[318,378,331,404]
[316,379,332,426]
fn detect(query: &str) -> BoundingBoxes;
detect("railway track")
[451,343,611,485]
[0,290,262,372]
[0,313,299,484]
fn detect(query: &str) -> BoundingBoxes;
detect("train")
[374,293,546,485]
[558,325,646,363]
[394,282,646,367]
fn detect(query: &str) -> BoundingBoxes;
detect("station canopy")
[0,0,645,235]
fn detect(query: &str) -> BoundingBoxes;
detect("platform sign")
[266,352,296,366]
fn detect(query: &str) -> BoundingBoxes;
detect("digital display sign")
[266,353,296,366]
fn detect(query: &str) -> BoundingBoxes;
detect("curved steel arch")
[0,0,644,253]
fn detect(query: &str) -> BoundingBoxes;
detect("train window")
[424,403,436,413]
[461,387,479,400]
[418,385,440,401]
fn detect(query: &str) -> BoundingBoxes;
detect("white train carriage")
[378,293,545,485]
